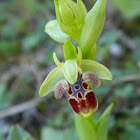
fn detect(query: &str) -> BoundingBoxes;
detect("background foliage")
[0,0,140,140]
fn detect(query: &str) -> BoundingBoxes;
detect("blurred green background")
[0,0,140,140]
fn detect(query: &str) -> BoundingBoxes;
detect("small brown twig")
[112,74,140,84]
[0,97,45,119]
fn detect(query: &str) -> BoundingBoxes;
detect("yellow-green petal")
[53,52,62,68]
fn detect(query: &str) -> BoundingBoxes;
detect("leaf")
[63,41,77,61]
[23,137,35,140]
[0,130,4,140]
[39,67,64,97]
[45,20,73,43]
[109,0,140,19]
[86,43,96,60]
[80,60,112,80]
[0,83,8,110]
[62,60,78,85]
[95,103,114,140]
[7,125,34,140]
[75,115,97,140]
[80,0,106,58]
[41,127,77,140]
[132,49,140,62]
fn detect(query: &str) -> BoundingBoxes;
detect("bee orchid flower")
[39,41,112,117]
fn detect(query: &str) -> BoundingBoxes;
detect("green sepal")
[96,103,114,140]
[80,0,106,58]
[39,67,64,97]
[62,60,78,84]
[80,60,112,80]
[63,41,77,61]
[45,20,73,43]
[75,115,97,140]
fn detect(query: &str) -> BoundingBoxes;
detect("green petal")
[53,52,62,67]
[80,60,112,80]
[45,20,73,43]
[39,67,64,97]
[63,41,77,61]
[62,60,78,84]
[80,0,106,58]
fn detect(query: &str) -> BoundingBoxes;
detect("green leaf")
[45,20,73,43]
[80,60,112,80]
[132,49,140,62]
[109,0,140,19]
[62,60,78,85]
[63,41,77,61]
[80,0,106,58]
[7,125,34,140]
[39,67,64,97]
[86,43,96,60]
[41,127,77,140]
[0,130,4,140]
[75,115,97,140]
[95,104,114,140]
[0,83,8,110]
[23,137,35,140]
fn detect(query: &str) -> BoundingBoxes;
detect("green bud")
[54,0,87,41]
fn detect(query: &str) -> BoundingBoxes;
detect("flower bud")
[54,0,87,41]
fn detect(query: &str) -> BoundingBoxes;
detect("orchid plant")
[40,0,113,140]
